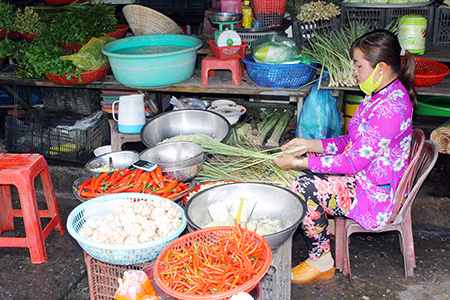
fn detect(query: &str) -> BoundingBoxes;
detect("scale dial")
[216,30,242,47]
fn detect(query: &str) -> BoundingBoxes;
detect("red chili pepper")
[94,172,110,192]
[150,170,161,187]
[159,223,268,296]
[112,173,132,188]
[127,184,143,193]
[109,169,121,181]
[155,180,178,195]
[155,166,164,185]
[109,185,132,194]
[80,190,105,198]
[136,172,147,185]
[78,178,93,195]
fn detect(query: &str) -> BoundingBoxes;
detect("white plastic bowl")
[207,104,246,125]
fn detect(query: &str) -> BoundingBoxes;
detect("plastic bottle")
[242,1,253,29]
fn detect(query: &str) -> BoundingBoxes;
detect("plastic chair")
[0,154,65,264]
[201,54,243,86]
[335,131,439,281]
[335,128,425,273]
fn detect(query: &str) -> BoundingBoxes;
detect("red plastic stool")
[201,54,243,86]
[0,154,65,264]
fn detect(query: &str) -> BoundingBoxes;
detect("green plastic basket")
[416,96,450,117]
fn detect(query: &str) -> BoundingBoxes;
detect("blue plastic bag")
[296,81,341,139]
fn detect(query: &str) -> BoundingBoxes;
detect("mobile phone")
[133,159,158,172]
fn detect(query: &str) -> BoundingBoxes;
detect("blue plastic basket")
[242,54,317,89]
[67,193,187,265]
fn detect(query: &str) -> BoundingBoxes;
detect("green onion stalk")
[302,20,398,88]
[266,105,296,147]
[161,133,306,188]
[197,153,304,188]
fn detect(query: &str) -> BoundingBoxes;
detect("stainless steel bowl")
[85,151,139,173]
[140,109,231,148]
[209,12,243,23]
[139,141,204,169]
[184,182,306,250]
[162,155,205,182]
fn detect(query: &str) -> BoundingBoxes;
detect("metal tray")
[73,172,195,203]
[236,19,292,33]
[85,150,139,173]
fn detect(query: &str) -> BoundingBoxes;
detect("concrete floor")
[0,116,449,300]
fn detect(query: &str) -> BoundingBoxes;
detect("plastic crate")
[5,109,110,164]
[340,3,435,45]
[41,88,101,115]
[85,252,263,300]
[341,6,386,28]
[84,252,154,300]
[433,6,450,46]
[236,19,291,45]
[252,0,287,27]
[260,236,292,300]
[292,17,340,50]
[239,30,287,45]
[138,0,211,16]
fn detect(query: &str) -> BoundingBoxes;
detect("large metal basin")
[184,182,306,250]
[140,109,231,148]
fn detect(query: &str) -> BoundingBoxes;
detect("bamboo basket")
[123,4,182,36]
[430,120,450,154]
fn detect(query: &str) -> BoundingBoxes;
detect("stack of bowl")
[207,100,246,125]
[140,141,204,182]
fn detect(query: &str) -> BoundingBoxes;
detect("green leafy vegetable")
[13,7,46,35]
[0,0,16,29]
[13,39,76,79]
[0,38,17,57]
[42,2,117,45]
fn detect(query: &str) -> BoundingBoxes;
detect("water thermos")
[398,15,427,55]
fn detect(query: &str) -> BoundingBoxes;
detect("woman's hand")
[281,138,323,155]
[274,153,308,170]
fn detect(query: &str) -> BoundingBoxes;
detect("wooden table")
[0,45,448,110]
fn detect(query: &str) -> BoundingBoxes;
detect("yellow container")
[49,143,77,155]
[344,115,352,134]
[344,93,363,134]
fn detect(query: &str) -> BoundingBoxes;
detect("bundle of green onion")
[302,20,398,87]
[161,133,305,188]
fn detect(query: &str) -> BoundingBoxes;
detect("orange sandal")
[291,261,335,284]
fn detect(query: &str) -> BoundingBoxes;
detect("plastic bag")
[170,96,206,110]
[251,35,309,64]
[296,81,341,139]
[60,36,116,71]
[56,111,104,131]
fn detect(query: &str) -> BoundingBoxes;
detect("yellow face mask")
[359,64,384,95]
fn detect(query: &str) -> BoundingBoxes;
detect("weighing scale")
[209,12,243,47]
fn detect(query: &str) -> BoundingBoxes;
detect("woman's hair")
[350,29,418,110]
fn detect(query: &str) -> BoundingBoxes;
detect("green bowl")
[416,96,450,117]
[102,34,202,88]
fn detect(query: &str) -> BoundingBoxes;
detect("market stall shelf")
[0,68,312,98]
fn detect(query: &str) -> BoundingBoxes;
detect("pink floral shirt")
[308,79,413,230]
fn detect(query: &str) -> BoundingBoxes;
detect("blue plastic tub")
[102,35,202,88]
